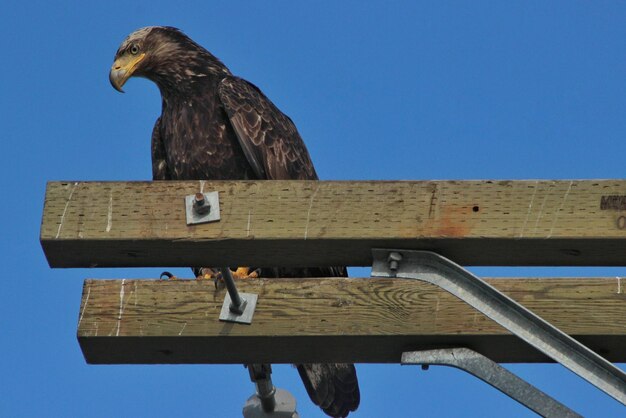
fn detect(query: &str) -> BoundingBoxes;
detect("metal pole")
[248,364,277,412]
[220,267,247,314]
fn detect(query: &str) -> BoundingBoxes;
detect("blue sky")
[2,1,625,417]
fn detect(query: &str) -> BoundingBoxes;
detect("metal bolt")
[193,192,210,215]
[247,364,277,412]
[388,252,403,271]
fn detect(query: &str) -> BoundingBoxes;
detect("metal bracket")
[218,267,258,324]
[185,191,220,225]
[402,348,581,418]
[371,249,626,405]
[219,292,258,324]
[243,389,299,418]
[243,364,299,418]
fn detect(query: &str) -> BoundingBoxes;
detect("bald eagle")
[109,26,360,417]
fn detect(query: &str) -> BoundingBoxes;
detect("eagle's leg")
[195,267,220,280]
[194,267,223,289]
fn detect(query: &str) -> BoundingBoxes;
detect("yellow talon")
[233,267,260,279]
[195,267,259,287]
[195,267,218,280]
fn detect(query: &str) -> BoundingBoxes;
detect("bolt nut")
[387,252,403,271]
[193,193,211,215]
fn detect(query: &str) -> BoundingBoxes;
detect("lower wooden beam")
[77,277,626,364]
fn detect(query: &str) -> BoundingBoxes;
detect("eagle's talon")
[213,276,224,290]
[232,267,260,279]
[160,271,177,280]
[196,267,219,281]
[211,271,225,290]
[196,267,258,289]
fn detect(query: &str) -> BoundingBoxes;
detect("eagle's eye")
[129,44,140,55]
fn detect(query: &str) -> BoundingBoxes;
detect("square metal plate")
[219,292,258,324]
[185,191,221,225]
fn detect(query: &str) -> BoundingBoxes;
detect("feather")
[219,77,318,180]
[298,364,360,418]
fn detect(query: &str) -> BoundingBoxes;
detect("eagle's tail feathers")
[297,363,360,418]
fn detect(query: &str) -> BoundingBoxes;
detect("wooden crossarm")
[41,180,626,268]
[77,277,626,364]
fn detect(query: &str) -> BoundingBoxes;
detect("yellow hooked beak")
[109,53,146,92]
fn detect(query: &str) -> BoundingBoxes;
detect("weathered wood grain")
[40,180,626,267]
[77,277,626,364]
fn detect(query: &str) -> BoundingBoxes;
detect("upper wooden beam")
[77,277,626,364]
[41,180,626,268]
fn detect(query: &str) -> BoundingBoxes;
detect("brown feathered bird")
[109,26,360,417]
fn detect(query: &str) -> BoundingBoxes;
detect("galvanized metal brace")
[371,249,626,408]
[402,348,581,418]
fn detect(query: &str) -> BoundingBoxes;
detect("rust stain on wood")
[40,180,626,267]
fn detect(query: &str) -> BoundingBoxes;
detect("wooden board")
[77,277,626,364]
[41,180,626,267]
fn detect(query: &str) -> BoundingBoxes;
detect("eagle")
[109,26,360,417]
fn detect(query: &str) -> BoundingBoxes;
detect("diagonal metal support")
[402,348,581,418]
[371,249,626,405]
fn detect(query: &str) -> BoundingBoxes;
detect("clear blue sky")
[2,1,625,417]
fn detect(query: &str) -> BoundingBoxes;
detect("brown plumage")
[110,26,359,417]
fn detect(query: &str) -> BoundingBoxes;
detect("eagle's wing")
[151,117,170,180]
[219,76,359,417]
[218,75,348,275]
[218,76,318,181]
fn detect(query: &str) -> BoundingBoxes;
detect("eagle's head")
[109,26,229,93]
